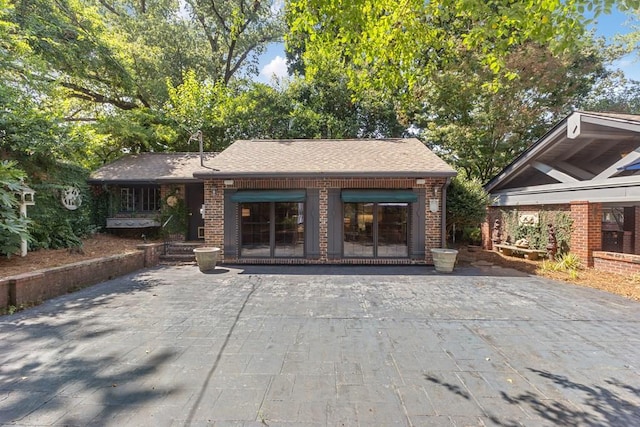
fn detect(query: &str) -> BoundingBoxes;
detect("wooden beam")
[593,147,640,181]
[531,161,579,183]
[555,161,595,180]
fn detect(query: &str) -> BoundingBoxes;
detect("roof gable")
[485,111,640,205]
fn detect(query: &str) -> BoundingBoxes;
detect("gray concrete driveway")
[0,264,639,426]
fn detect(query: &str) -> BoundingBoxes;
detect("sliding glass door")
[343,202,408,258]
[240,202,304,257]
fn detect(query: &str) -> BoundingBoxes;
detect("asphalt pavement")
[0,263,639,426]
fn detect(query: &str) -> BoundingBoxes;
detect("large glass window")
[240,202,304,258]
[343,202,408,258]
[240,202,271,257]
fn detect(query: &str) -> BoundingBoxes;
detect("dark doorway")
[186,183,205,241]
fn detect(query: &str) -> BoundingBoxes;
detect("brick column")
[318,183,328,262]
[425,181,445,263]
[482,207,502,250]
[570,201,602,267]
[204,180,224,252]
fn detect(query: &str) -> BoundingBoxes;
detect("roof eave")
[88,177,202,185]
[193,171,457,179]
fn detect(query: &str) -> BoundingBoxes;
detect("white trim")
[490,175,640,206]
[555,161,594,180]
[531,161,579,183]
[592,147,640,181]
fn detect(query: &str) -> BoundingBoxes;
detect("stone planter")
[193,247,221,272]
[430,248,458,273]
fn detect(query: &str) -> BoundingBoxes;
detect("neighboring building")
[90,138,457,265]
[483,111,640,274]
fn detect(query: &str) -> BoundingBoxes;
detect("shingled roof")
[194,138,456,178]
[89,152,218,184]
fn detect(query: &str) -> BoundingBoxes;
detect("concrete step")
[164,241,204,254]
[159,253,197,264]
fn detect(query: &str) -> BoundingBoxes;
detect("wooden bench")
[494,244,547,261]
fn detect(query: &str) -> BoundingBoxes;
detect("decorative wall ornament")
[166,195,178,207]
[61,186,82,210]
[518,213,538,226]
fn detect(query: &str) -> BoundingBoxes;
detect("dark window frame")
[117,186,160,214]
[239,201,305,259]
[342,201,411,259]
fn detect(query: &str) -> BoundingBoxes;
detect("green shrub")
[446,177,490,243]
[501,210,573,253]
[22,160,94,250]
[0,161,32,257]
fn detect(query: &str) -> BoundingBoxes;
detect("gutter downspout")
[441,177,452,248]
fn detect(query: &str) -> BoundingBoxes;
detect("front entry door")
[186,183,205,240]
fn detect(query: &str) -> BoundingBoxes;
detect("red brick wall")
[483,204,572,250]
[203,176,447,264]
[570,201,602,267]
[0,245,162,311]
[593,251,640,275]
[319,182,329,262]
[203,180,224,252]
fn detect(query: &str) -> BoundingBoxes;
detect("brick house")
[483,111,640,274]
[91,138,456,264]
[89,152,216,240]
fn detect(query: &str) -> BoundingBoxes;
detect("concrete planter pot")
[430,248,458,273]
[193,247,221,272]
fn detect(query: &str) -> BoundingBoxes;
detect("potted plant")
[193,247,221,272]
[430,248,458,273]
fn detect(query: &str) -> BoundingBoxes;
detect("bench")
[494,244,547,261]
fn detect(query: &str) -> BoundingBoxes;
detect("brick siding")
[593,251,640,275]
[0,243,162,311]
[484,202,605,267]
[483,204,572,250]
[570,201,602,267]
[203,176,447,264]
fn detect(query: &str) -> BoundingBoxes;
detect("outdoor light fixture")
[416,179,426,185]
[224,180,234,186]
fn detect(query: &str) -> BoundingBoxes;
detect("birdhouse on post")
[19,185,35,257]
[20,187,35,206]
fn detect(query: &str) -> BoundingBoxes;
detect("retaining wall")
[0,243,162,311]
[593,251,640,276]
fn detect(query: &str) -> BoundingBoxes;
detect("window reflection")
[343,202,408,257]
[240,202,304,257]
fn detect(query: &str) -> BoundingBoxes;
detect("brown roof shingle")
[89,152,217,183]
[196,138,456,178]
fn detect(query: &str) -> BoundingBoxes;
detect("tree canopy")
[2,0,640,251]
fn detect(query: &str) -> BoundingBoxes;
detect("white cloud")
[260,55,288,81]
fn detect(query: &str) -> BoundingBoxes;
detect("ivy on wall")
[500,209,573,254]
[22,160,94,249]
[159,187,188,239]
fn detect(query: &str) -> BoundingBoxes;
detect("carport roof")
[193,138,457,178]
[485,110,640,206]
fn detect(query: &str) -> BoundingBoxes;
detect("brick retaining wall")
[593,251,640,275]
[0,243,162,312]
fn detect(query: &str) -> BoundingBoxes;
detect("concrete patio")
[0,264,638,426]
